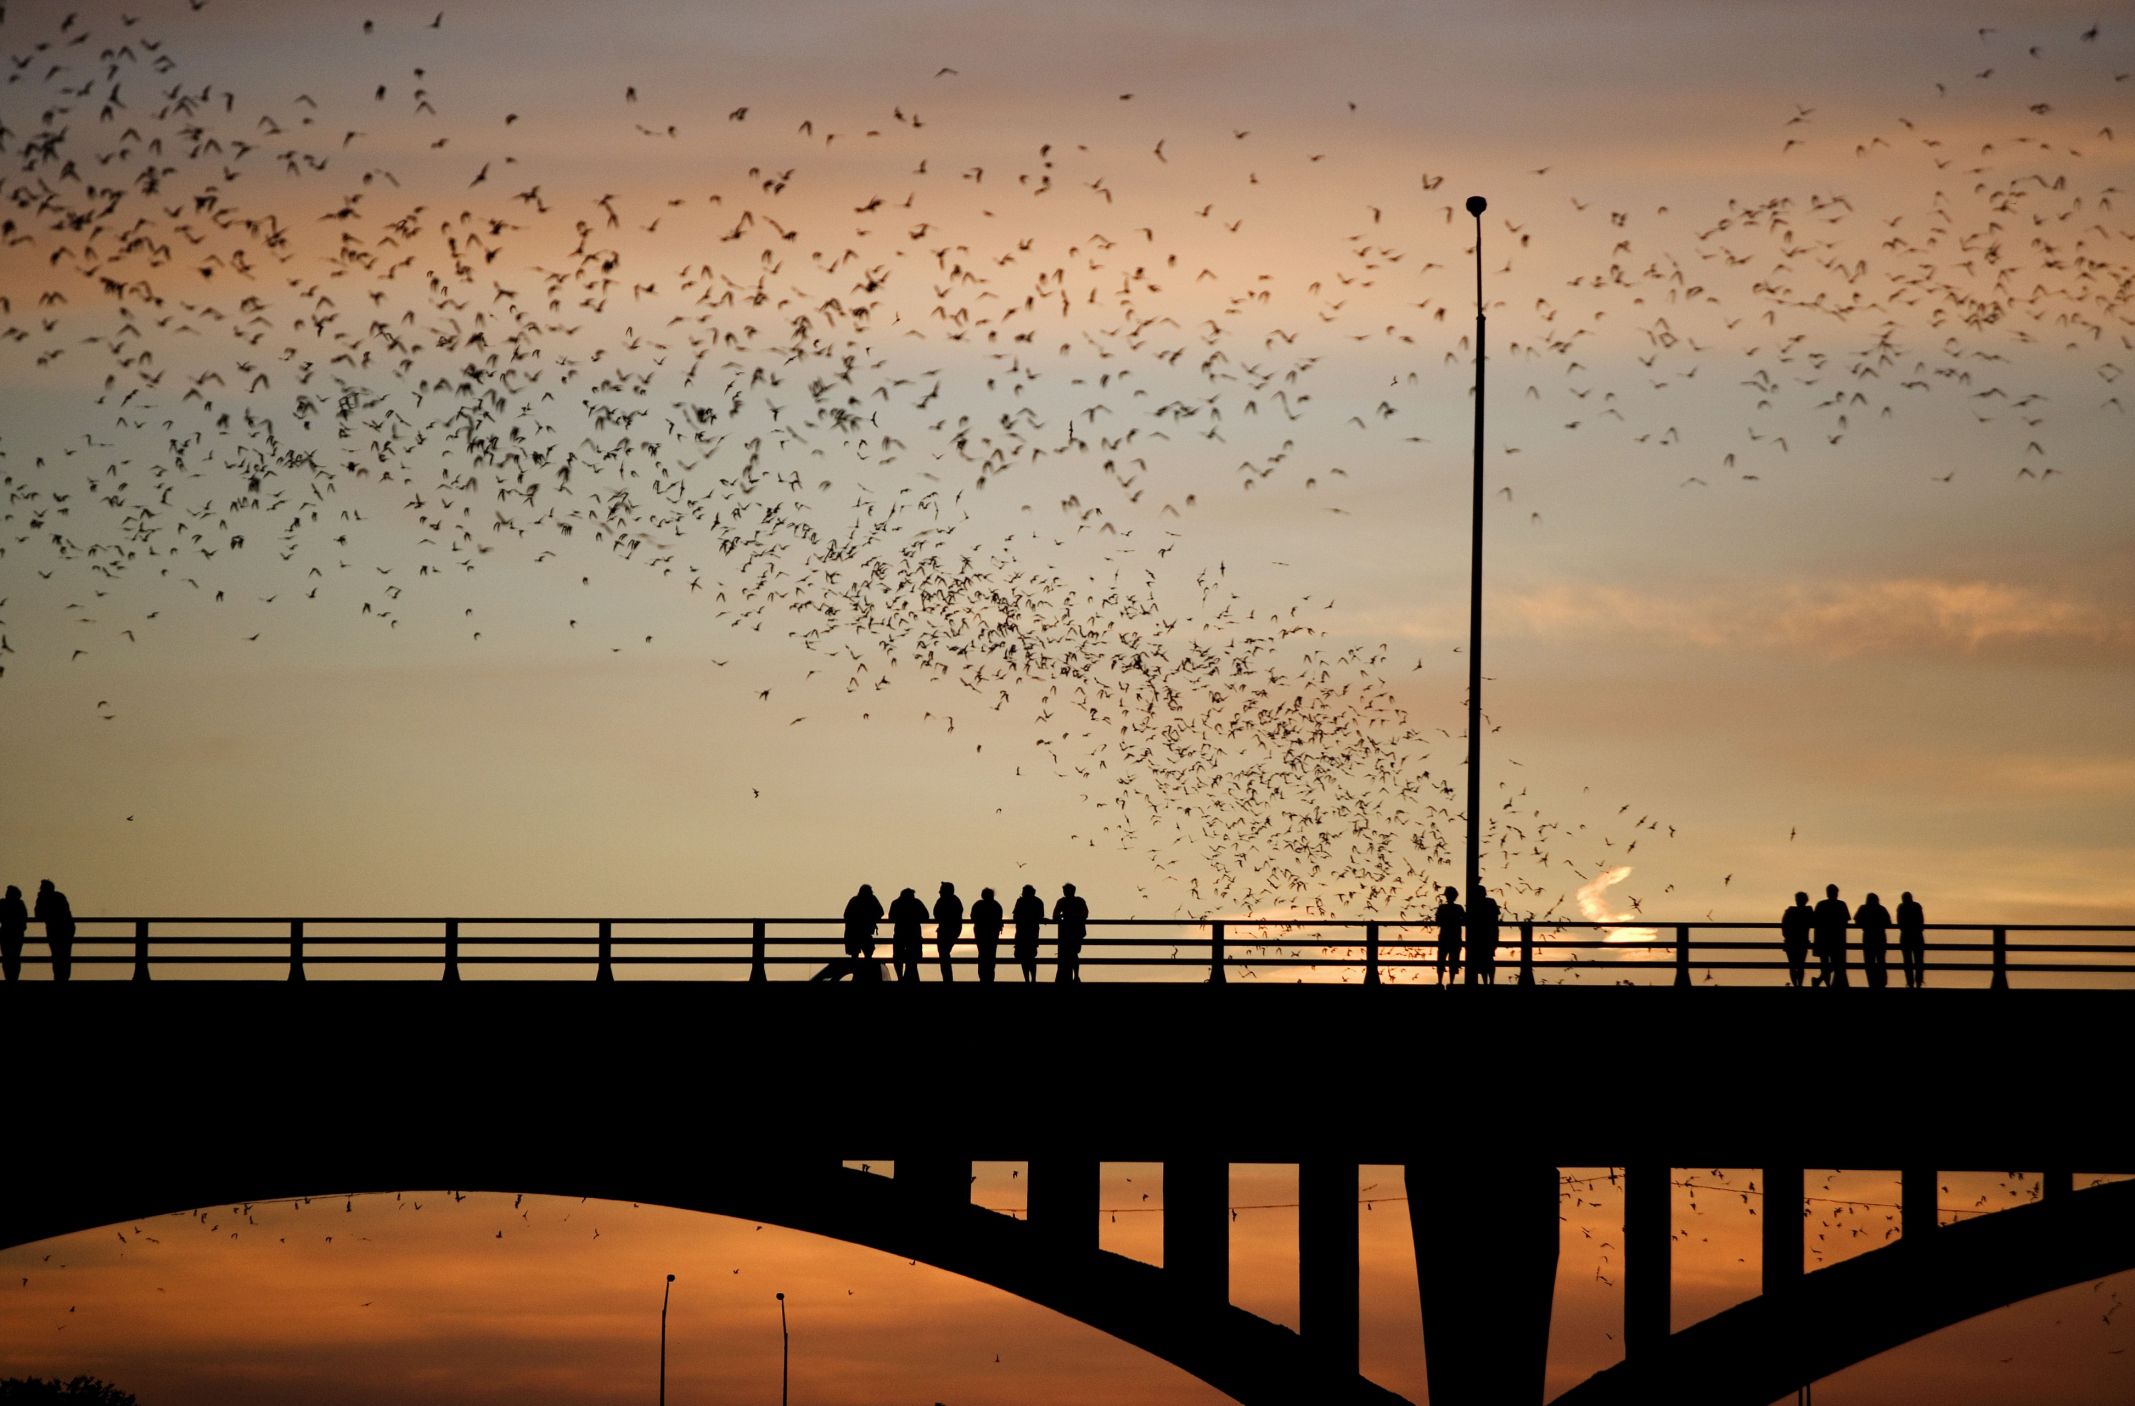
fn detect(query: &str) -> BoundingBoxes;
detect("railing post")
[596,920,614,982]
[1519,919,1535,986]
[442,920,460,982]
[1990,926,2008,991]
[1674,925,1690,987]
[1363,921,1380,986]
[133,919,151,982]
[1208,920,1226,983]
[750,920,767,983]
[288,919,305,982]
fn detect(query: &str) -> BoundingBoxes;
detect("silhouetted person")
[887,886,928,983]
[34,880,73,983]
[1433,886,1464,986]
[970,887,1004,983]
[1464,886,1500,986]
[1052,883,1088,982]
[1,884,26,982]
[1855,891,1892,989]
[1812,883,1850,987]
[1780,891,1814,988]
[1897,890,1927,989]
[1012,884,1044,982]
[843,884,883,961]
[933,881,965,982]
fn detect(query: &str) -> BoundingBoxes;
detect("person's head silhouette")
[858,883,873,896]
[1445,886,1459,902]
[1062,883,1077,897]
[899,887,916,900]
[38,879,54,895]
[1865,891,1879,905]
[1901,890,1913,903]
[940,881,955,894]
[1795,891,1809,905]
[4,885,18,901]
[981,887,995,900]
[1825,883,1839,899]
[1021,884,1036,898]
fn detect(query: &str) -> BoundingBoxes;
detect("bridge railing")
[3,918,2133,987]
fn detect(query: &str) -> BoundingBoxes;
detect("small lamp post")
[659,1273,676,1406]
[776,1291,790,1406]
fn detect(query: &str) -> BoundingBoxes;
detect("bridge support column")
[1625,1163,1670,1360]
[896,1156,971,1224]
[1902,1167,1936,1242]
[1030,1154,1098,1254]
[1409,1161,1558,1406]
[1299,1157,1359,1374]
[1763,1165,1803,1294]
[1163,1158,1228,1305]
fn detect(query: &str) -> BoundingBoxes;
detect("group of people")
[1,880,76,982]
[835,882,1089,982]
[1429,885,1505,985]
[1780,885,1928,988]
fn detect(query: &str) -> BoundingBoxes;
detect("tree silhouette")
[0,1379,139,1406]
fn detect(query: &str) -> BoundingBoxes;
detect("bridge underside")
[7,983,2131,1406]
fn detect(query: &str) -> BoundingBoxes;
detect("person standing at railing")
[843,884,884,967]
[0,884,27,981]
[1780,891,1814,988]
[1897,891,1927,989]
[1855,892,1893,989]
[887,887,928,983]
[970,887,1005,983]
[1433,886,1464,986]
[1812,883,1850,987]
[1052,883,1088,983]
[34,880,74,983]
[933,881,965,982]
[1464,886,1500,985]
[1012,884,1045,982]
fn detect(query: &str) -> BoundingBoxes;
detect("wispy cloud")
[1574,866,1660,945]
[1480,576,2134,662]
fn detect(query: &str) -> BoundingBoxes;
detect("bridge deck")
[11,983,2128,1172]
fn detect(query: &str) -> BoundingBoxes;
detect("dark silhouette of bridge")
[6,939,2132,1405]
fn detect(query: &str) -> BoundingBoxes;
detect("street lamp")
[1463,194,1489,908]
[775,1292,790,1406]
[659,1273,676,1406]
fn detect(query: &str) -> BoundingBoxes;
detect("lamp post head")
[776,1292,785,1300]
[667,1274,677,1283]
[1465,195,1487,217]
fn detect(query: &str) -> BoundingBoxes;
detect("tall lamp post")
[775,1292,790,1406]
[659,1273,676,1406]
[1464,194,1489,906]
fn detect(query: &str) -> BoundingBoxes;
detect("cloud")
[1574,865,1660,945]
[1484,576,2133,662]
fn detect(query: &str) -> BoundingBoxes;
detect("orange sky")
[2,0,2133,1400]
[5,1170,2130,1405]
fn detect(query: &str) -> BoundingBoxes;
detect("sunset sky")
[1,0,2131,1400]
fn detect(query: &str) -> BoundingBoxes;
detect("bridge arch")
[2,1162,1410,1406]
[1552,1176,2135,1406]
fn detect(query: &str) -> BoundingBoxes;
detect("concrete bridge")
[6,978,2130,1405]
